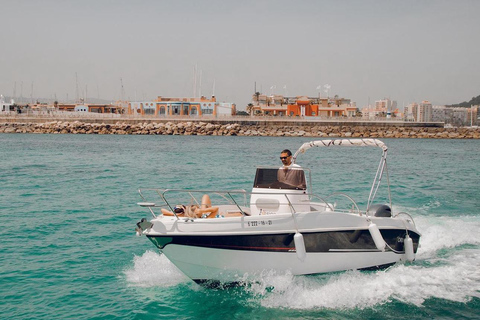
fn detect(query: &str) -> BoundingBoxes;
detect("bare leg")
[196,206,219,218]
[201,194,212,209]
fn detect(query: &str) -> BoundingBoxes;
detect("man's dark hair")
[281,149,292,156]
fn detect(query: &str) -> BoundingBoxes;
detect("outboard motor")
[367,204,392,217]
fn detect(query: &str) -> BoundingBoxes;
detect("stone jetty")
[1,120,479,138]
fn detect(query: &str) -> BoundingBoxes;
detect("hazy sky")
[1,0,479,109]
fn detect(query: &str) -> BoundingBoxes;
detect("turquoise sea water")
[1,134,479,320]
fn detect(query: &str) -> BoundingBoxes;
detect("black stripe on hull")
[147,229,420,253]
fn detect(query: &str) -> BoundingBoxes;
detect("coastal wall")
[1,120,479,138]
[0,115,444,127]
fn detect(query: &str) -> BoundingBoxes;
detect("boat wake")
[415,215,480,259]
[247,215,480,309]
[124,250,189,288]
[125,215,480,309]
[245,250,480,309]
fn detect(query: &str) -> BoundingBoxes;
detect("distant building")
[432,105,477,126]
[403,101,433,122]
[376,98,397,118]
[432,105,453,123]
[404,103,418,121]
[217,102,236,116]
[455,105,478,126]
[74,105,89,112]
[452,107,468,125]
[57,103,121,113]
[250,94,356,117]
[0,95,14,112]
[127,96,235,116]
[417,101,433,122]
[362,98,399,119]
[472,105,479,126]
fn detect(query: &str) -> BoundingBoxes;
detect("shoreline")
[1,120,479,138]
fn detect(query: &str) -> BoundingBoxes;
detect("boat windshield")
[253,167,307,190]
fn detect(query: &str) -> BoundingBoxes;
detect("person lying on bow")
[161,194,219,218]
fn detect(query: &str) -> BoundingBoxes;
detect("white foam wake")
[248,215,480,309]
[414,215,480,259]
[248,248,480,310]
[124,250,188,287]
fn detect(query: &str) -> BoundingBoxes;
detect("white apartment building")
[418,101,433,122]
[216,102,236,115]
[430,105,478,126]
[1,95,15,112]
[452,107,469,125]
[404,103,418,121]
[432,106,453,122]
[403,101,432,122]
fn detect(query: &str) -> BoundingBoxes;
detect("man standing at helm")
[277,149,306,189]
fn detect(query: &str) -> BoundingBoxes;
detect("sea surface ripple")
[1,134,479,319]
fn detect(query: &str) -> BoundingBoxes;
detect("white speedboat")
[135,139,421,286]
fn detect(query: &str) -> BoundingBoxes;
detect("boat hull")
[160,244,407,283]
[144,212,420,283]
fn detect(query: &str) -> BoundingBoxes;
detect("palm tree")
[246,103,254,116]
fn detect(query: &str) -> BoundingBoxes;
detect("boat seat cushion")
[255,198,280,210]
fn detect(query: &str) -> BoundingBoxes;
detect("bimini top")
[292,138,388,163]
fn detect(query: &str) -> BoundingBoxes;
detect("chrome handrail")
[308,194,335,212]
[137,188,344,217]
[393,211,417,228]
[323,192,361,216]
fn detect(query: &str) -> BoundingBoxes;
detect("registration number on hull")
[247,220,273,227]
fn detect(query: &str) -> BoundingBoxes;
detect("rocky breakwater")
[1,121,480,139]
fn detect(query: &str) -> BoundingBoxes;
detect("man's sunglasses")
[280,156,290,160]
